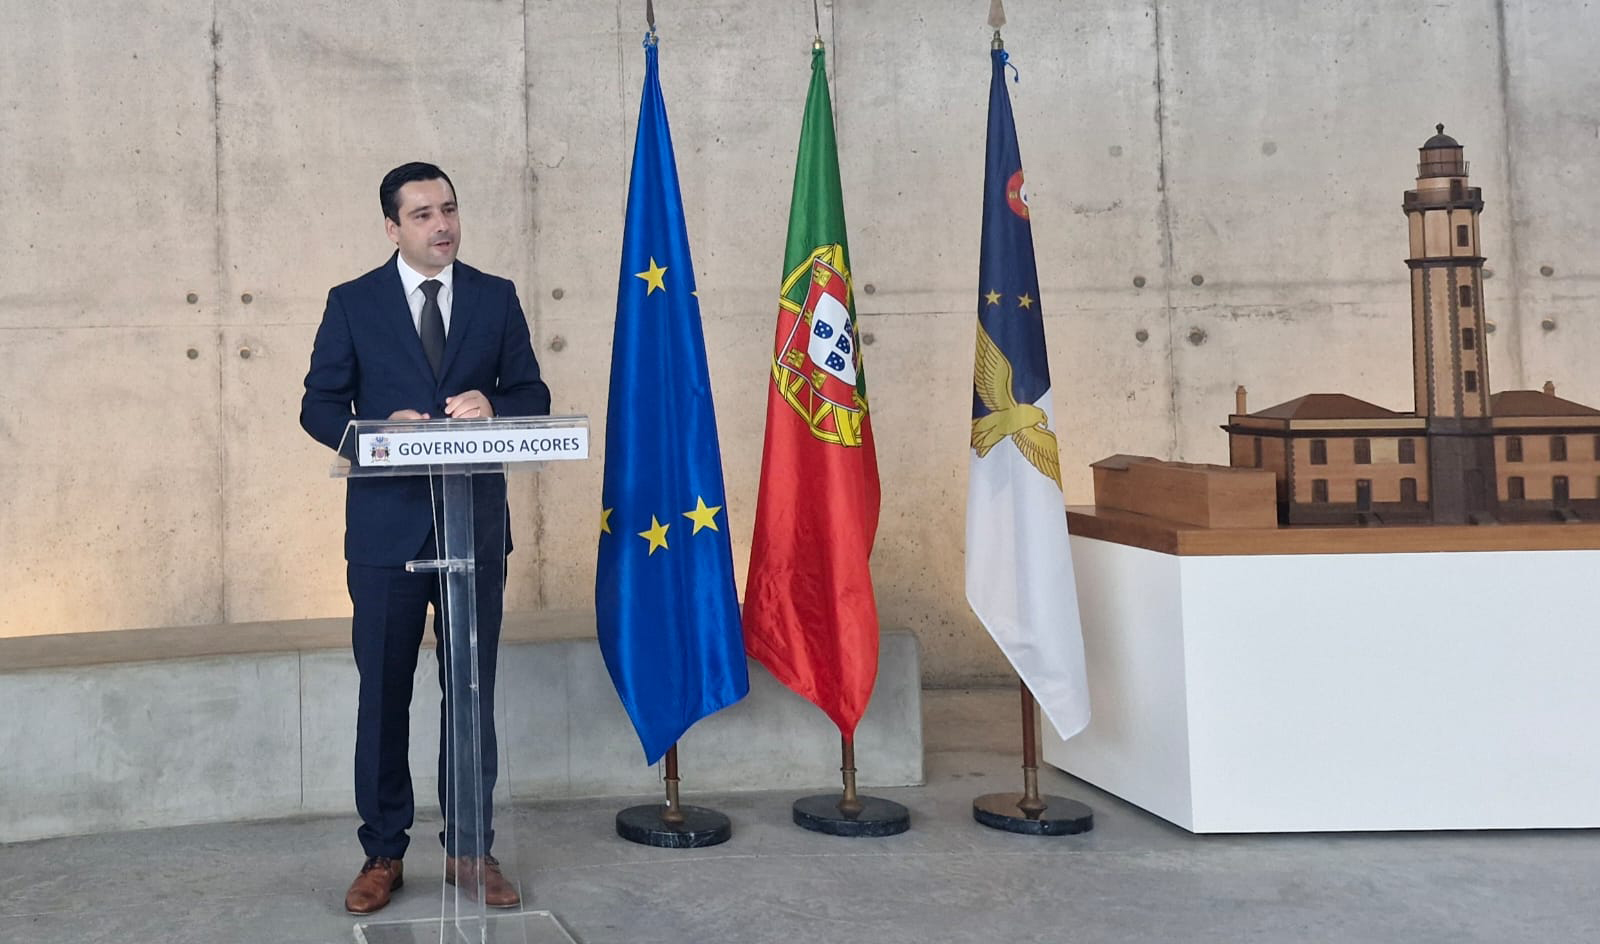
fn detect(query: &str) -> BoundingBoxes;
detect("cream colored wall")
[1498,433,1600,500]
[4,0,1599,685]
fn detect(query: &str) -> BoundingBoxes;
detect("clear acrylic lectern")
[332,415,588,944]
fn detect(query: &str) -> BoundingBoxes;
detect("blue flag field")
[595,35,749,764]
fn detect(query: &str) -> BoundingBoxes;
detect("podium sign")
[337,416,589,474]
[333,415,588,944]
[354,423,587,469]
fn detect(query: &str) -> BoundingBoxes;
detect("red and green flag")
[743,42,881,739]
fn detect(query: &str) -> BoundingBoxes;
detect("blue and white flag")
[965,46,1091,740]
[596,34,749,764]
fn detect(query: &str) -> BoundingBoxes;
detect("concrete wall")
[3,1,1597,685]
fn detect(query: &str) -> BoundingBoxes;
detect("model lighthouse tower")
[1405,125,1496,521]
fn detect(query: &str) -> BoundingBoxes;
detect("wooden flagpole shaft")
[1017,682,1046,816]
[661,745,686,826]
[838,735,864,818]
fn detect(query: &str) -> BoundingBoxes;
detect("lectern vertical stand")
[333,416,588,944]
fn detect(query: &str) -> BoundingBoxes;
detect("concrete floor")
[2,689,1596,944]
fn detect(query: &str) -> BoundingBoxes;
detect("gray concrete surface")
[3,2,1599,687]
[2,689,1597,944]
[1,624,922,843]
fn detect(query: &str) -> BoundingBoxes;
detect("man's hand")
[388,409,431,420]
[444,390,494,419]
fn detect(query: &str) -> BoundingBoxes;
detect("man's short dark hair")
[380,162,455,223]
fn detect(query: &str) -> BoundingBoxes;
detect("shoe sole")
[345,876,403,916]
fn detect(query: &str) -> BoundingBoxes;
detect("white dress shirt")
[395,254,454,336]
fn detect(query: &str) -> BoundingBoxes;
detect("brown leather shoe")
[445,855,521,909]
[344,856,404,915]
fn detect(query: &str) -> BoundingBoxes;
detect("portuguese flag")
[743,42,882,740]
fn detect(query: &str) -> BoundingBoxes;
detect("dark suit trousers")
[349,532,505,859]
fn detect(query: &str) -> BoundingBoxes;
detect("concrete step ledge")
[0,612,922,843]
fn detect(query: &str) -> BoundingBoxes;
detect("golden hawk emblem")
[971,323,1062,488]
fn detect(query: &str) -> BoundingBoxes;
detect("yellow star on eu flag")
[984,289,1003,306]
[1017,293,1035,309]
[637,515,670,555]
[635,257,668,295]
[599,507,613,535]
[683,496,722,534]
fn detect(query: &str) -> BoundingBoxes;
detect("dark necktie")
[419,279,445,379]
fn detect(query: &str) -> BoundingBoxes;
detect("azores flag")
[596,34,749,765]
[965,46,1091,741]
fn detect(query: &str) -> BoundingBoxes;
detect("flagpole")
[791,733,910,837]
[616,744,734,848]
[606,1,741,851]
[968,0,1094,837]
[973,680,1094,835]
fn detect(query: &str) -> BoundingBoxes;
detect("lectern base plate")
[354,910,575,944]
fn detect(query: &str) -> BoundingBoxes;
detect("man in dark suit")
[300,162,550,916]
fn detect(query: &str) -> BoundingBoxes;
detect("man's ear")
[384,217,400,246]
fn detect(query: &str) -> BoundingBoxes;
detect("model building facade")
[1225,127,1600,525]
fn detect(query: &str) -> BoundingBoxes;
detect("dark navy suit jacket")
[300,254,552,566]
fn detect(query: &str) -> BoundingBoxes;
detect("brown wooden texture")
[1067,505,1600,556]
[1091,457,1277,529]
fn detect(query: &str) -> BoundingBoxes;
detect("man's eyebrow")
[408,204,435,218]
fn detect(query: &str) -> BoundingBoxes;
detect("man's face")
[385,178,460,275]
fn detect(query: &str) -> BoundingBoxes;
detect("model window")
[1450,180,1464,200]
[1554,476,1570,506]
[1552,435,1568,461]
[1398,439,1416,464]
[1310,439,1327,465]
[1400,477,1418,503]
[1456,224,1470,247]
[1312,479,1329,503]
[1459,285,1474,307]
[1356,479,1372,511]
[1507,476,1525,500]
[1354,439,1371,464]
[1506,436,1523,462]
[1464,370,1478,393]
[1253,437,1263,468]
[1462,327,1475,350]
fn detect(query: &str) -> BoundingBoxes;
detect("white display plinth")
[1044,515,1600,833]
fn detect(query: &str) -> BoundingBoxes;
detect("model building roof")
[1248,393,1406,420]
[1491,390,1600,417]
[1423,124,1460,149]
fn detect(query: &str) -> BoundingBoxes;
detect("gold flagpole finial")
[989,0,1006,49]
[645,0,657,43]
[812,0,825,48]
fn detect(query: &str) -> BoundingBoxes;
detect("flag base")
[792,794,910,837]
[972,793,1094,836]
[615,804,732,848]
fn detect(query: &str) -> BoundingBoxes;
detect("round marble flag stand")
[792,737,910,837]
[615,746,732,848]
[972,683,1094,836]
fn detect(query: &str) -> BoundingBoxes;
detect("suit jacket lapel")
[378,252,437,387]
[439,262,478,381]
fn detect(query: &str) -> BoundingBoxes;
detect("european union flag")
[596,34,749,764]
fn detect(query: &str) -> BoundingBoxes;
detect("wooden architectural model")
[1220,126,1600,525]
